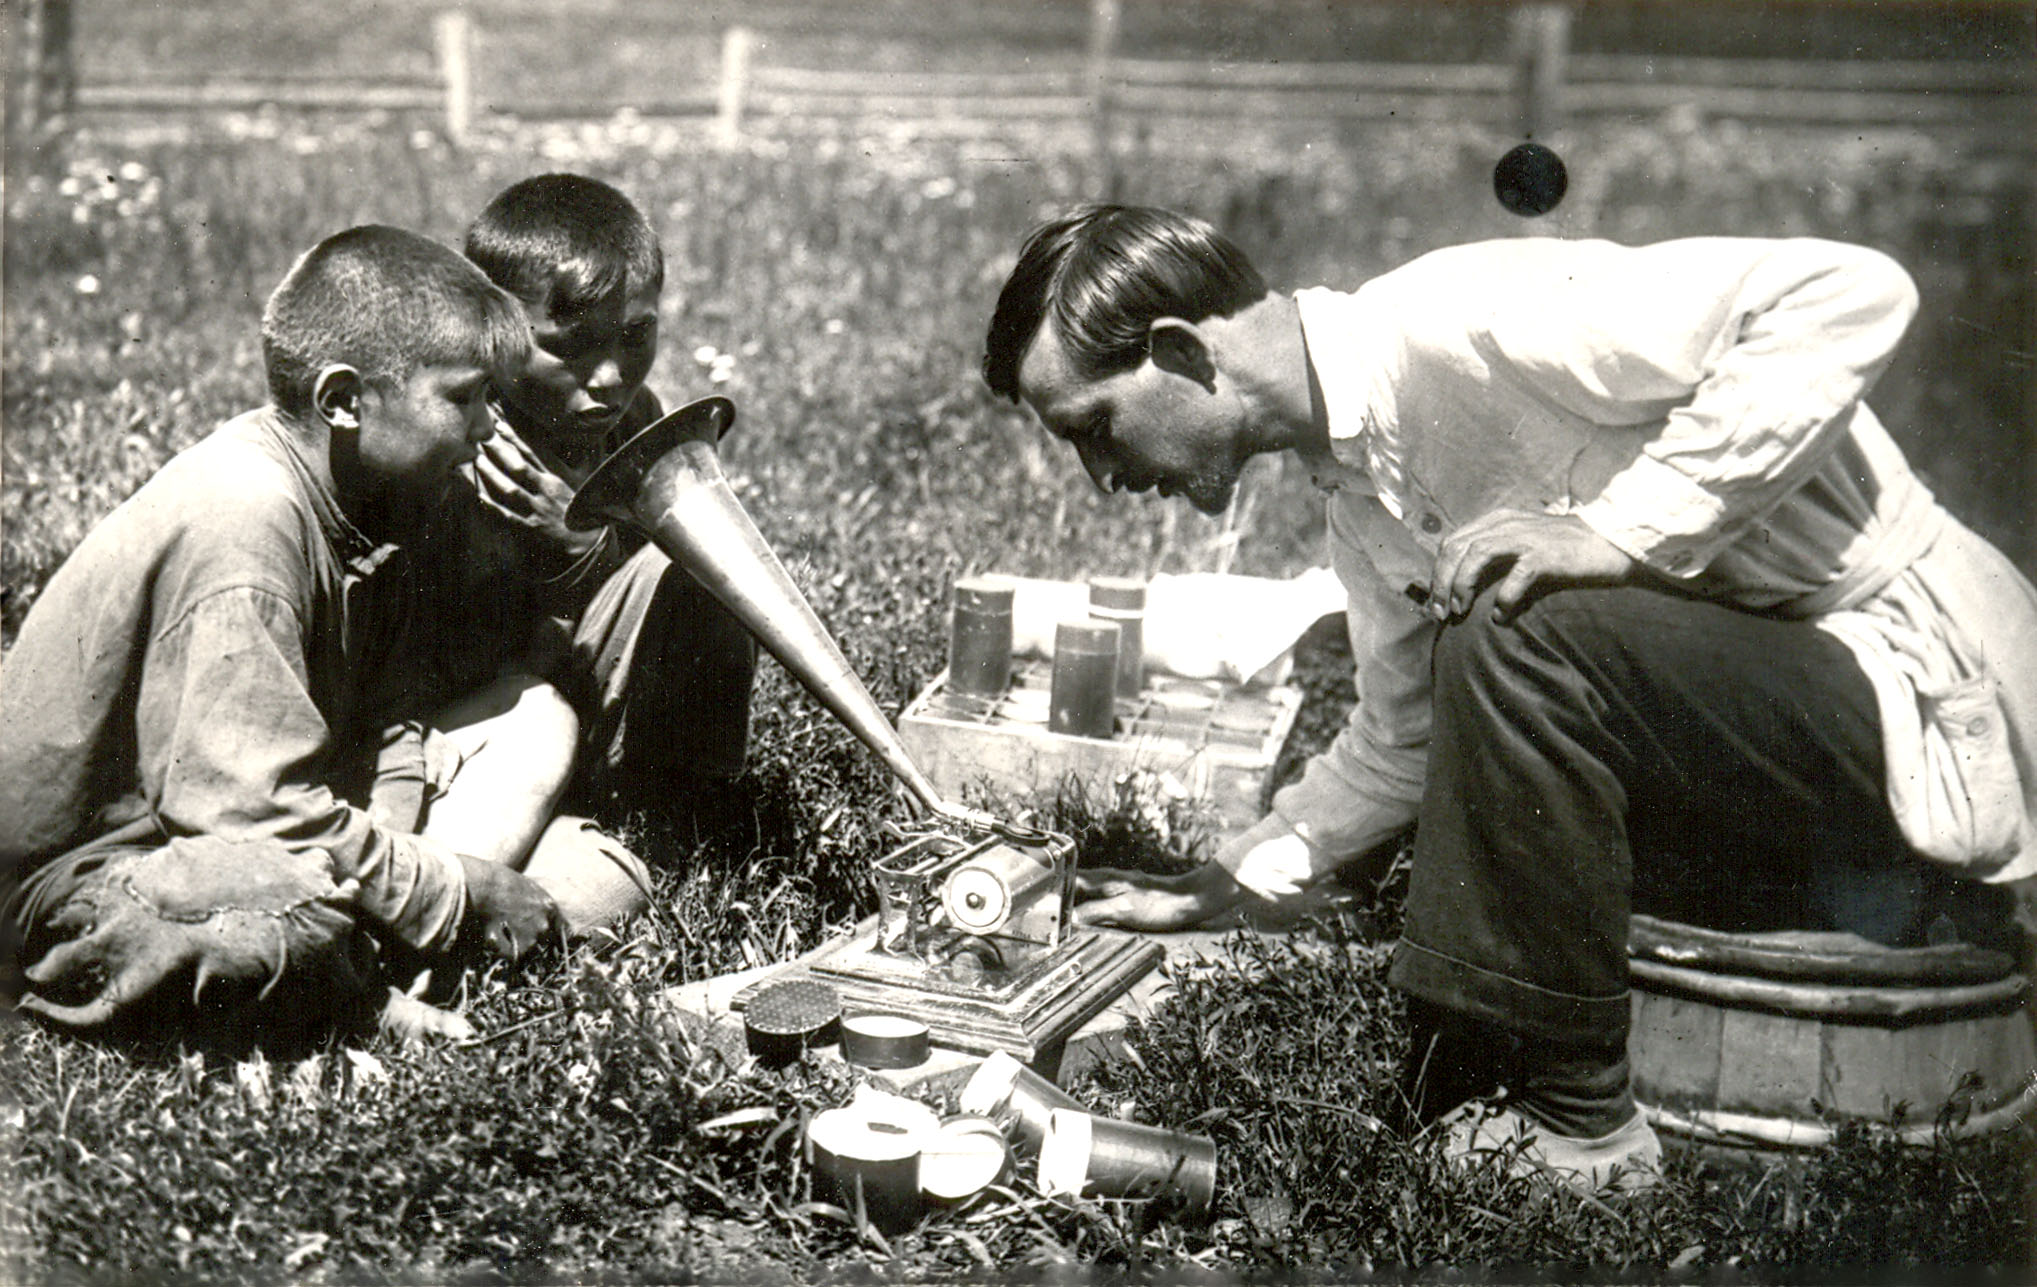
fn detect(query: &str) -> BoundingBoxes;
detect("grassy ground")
[4,3,2035,1277]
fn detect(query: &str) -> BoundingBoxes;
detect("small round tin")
[744,978,842,1065]
[840,1013,932,1070]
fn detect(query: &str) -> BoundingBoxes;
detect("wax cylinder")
[1037,1109,1217,1218]
[959,1050,1084,1155]
[807,1089,939,1234]
[941,841,1057,936]
[1049,620,1120,739]
[920,1115,1011,1203]
[946,576,1014,707]
[1087,577,1147,699]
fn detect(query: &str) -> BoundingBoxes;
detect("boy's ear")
[1148,319,1217,393]
[310,365,364,431]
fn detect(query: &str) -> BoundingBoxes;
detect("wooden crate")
[898,657,1303,837]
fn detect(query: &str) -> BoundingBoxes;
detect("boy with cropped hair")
[427,174,757,861]
[2,225,563,1041]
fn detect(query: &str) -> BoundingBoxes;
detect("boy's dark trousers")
[1387,582,2010,1121]
[569,543,759,799]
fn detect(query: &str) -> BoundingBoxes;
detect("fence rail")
[55,9,2035,149]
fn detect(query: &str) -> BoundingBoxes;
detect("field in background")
[3,0,2033,1278]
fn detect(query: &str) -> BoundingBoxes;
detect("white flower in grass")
[74,274,101,295]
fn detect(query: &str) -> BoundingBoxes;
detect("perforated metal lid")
[745,978,843,1038]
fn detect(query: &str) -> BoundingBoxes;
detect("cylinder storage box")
[1626,914,2037,1151]
[898,575,1319,839]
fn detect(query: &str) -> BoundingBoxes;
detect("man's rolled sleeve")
[141,587,469,953]
[1265,504,1431,873]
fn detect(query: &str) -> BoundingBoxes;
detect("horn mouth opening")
[564,395,736,532]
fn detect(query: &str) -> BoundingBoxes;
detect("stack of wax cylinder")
[1049,620,1120,739]
[806,1086,941,1234]
[944,576,1015,713]
[1086,577,1147,699]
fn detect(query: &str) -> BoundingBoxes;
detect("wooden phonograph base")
[731,919,1164,1061]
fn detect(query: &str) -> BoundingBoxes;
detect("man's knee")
[1435,587,1559,690]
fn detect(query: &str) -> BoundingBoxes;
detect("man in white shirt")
[980,205,2036,1191]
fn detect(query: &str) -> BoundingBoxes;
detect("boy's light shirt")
[1256,236,2036,886]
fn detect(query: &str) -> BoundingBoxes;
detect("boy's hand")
[455,852,563,962]
[473,420,605,562]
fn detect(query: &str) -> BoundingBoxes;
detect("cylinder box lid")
[1087,576,1148,611]
[954,576,1016,612]
[1055,620,1120,654]
[841,1013,932,1070]
[745,979,842,1041]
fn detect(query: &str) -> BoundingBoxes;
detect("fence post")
[434,9,474,145]
[12,0,76,158]
[1086,0,1122,198]
[1514,2,1570,138]
[717,26,754,149]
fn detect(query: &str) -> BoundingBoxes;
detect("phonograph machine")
[565,396,1162,1059]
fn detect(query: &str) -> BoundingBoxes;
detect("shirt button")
[1967,716,1991,737]
[1420,513,1442,534]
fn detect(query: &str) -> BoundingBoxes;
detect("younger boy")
[1,226,562,1038]
[423,174,758,871]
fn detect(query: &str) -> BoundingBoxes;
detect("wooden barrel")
[1627,914,2036,1150]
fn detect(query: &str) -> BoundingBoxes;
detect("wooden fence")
[55,6,2036,152]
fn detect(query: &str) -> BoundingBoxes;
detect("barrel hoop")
[1641,1075,2037,1151]
[1629,914,2014,986]
[1629,957,2030,1024]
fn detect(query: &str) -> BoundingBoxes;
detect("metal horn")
[565,396,949,815]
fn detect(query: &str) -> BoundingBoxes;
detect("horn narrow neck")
[571,401,948,815]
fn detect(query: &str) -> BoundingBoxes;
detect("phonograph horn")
[564,396,951,816]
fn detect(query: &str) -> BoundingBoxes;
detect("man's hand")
[456,852,563,962]
[1225,829,1317,902]
[1428,509,1640,624]
[1073,862,1244,932]
[471,419,604,563]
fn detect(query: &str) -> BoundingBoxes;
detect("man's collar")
[1292,289,1378,495]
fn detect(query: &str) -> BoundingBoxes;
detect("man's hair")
[262,225,531,418]
[463,173,664,315]
[982,204,1268,402]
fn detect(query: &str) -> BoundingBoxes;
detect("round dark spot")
[1493,143,1568,217]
